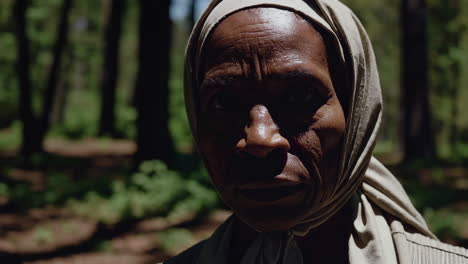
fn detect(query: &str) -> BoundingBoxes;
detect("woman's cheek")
[314,100,345,154]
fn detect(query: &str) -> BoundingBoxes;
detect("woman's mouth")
[237,183,307,202]
[227,152,316,203]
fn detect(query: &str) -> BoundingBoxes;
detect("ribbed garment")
[391,221,468,264]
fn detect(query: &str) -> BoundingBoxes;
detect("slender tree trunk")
[99,0,125,136]
[449,32,460,153]
[14,0,42,157]
[189,0,197,29]
[135,0,174,165]
[38,0,73,144]
[401,0,435,161]
[51,47,74,124]
[447,1,462,154]
[450,80,459,152]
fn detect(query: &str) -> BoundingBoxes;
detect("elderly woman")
[166,0,468,263]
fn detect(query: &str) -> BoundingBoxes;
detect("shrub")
[68,160,219,224]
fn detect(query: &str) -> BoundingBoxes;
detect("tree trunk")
[39,0,73,144]
[99,0,125,137]
[135,0,174,166]
[189,0,197,29]
[447,1,462,154]
[449,34,460,154]
[51,48,74,124]
[401,0,435,161]
[14,0,42,157]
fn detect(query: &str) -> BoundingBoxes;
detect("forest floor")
[0,207,229,263]
[0,139,230,263]
[0,138,467,263]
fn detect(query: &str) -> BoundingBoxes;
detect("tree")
[13,0,73,158]
[428,0,465,156]
[189,0,197,29]
[99,0,125,136]
[13,0,40,157]
[40,0,73,143]
[401,0,435,161]
[135,0,174,165]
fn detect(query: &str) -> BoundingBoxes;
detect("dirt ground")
[0,139,231,263]
[0,208,230,263]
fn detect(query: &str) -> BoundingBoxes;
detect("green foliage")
[159,228,195,252]
[53,106,98,139]
[0,182,9,197]
[3,159,217,223]
[423,208,458,238]
[405,174,467,241]
[407,183,456,210]
[169,23,194,152]
[339,0,468,161]
[43,172,79,204]
[373,140,397,156]
[0,1,18,128]
[33,227,55,244]
[0,121,22,150]
[68,160,218,225]
[342,0,401,152]
[4,166,114,209]
[26,0,62,112]
[427,0,468,159]
[50,91,99,139]
[94,240,113,252]
[454,143,468,160]
[115,104,136,139]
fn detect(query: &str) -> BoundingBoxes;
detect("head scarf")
[183,0,436,263]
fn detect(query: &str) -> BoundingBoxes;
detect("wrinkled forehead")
[193,0,344,83]
[207,8,305,47]
[201,8,329,77]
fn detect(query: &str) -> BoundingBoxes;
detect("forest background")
[0,0,467,263]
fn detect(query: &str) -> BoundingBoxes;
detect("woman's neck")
[229,204,353,264]
[295,204,352,264]
[229,217,258,264]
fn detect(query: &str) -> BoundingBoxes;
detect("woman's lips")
[227,152,316,203]
[238,182,307,202]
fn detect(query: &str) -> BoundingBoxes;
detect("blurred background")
[0,0,466,263]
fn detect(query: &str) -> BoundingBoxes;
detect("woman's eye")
[211,97,223,110]
[287,87,318,105]
[209,94,229,112]
[303,89,314,102]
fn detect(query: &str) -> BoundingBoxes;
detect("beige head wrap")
[183,0,439,263]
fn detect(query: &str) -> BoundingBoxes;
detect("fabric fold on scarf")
[183,0,446,263]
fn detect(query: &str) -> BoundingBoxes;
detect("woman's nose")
[236,104,290,158]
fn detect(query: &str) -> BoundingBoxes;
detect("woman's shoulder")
[392,225,468,263]
[161,240,207,264]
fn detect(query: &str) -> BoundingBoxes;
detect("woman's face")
[197,8,346,232]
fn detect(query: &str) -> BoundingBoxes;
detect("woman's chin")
[235,209,302,233]
[223,186,316,232]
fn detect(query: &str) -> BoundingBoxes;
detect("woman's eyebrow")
[200,70,329,94]
[272,70,326,85]
[200,75,243,92]
[204,71,319,84]
[271,70,330,94]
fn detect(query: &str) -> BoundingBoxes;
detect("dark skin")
[197,8,350,264]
